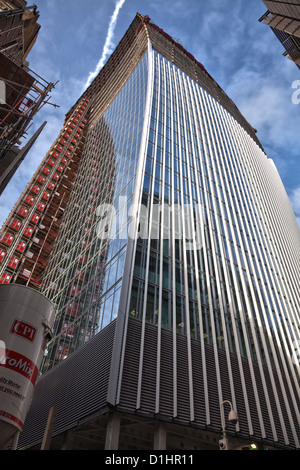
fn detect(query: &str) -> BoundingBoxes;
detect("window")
[42,167,50,175]
[18,206,28,217]
[25,195,34,205]
[31,184,40,194]
[37,202,45,212]
[2,233,14,245]
[8,256,19,269]
[31,214,39,224]
[37,175,46,184]
[0,273,12,284]
[16,240,26,253]
[42,192,50,201]
[24,227,33,238]
[9,219,21,231]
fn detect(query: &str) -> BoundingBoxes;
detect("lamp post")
[219,400,239,450]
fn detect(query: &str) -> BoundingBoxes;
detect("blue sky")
[0,0,299,226]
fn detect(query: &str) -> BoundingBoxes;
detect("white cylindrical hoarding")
[0,284,55,449]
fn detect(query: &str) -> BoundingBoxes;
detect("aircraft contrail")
[84,0,126,90]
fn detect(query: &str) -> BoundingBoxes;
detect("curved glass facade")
[37,39,299,447]
[41,52,149,371]
[125,47,299,445]
[130,49,299,359]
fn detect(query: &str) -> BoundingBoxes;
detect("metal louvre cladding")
[115,44,300,448]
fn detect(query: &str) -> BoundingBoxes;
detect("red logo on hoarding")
[0,349,38,385]
[11,320,36,343]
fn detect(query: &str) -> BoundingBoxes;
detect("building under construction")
[0,0,56,194]
[0,99,88,288]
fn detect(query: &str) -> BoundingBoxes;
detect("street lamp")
[219,400,239,450]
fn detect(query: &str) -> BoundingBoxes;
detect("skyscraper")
[1,13,299,450]
[259,0,300,69]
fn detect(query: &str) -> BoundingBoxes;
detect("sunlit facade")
[16,14,300,450]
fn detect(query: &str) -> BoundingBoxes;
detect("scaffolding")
[0,98,89,288]
[0,3,58,177]
[0,3,40,62]
[0,52,58,161]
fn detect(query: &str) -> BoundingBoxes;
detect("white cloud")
[226,65,300,149]
[289,187,300,226]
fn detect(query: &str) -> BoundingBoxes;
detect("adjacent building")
[259,0,300,69]
[0,13,299,450]
[0,0,55,194]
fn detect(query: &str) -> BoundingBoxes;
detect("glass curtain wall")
[40,52,149,372]
[128,49,299,402]
[40,43,299,436]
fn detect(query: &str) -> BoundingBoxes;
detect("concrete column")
[105,412,121,450]
[153,422,166,450]
[41,406,57,450]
